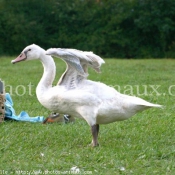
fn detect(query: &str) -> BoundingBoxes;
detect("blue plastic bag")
[5,93,44,122]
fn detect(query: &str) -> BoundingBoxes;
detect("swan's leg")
[76,106,98,146]
[91,124,99,147]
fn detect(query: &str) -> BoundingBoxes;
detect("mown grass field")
[0,57,175,175]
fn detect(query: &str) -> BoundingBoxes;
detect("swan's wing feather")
[57,64,83,89]
[83,51,104,73]
[46,48,87,77]
[63,56,87,77]
[46,48,105,73]
[66,48,105,73]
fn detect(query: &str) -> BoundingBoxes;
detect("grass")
[0,57,175,174]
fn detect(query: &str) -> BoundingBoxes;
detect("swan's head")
[11,44,45,64]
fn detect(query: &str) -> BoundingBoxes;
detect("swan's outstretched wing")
[45,48,105,75]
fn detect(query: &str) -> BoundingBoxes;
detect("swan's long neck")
[36,53,56,96]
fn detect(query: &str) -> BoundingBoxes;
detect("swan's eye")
[28,49,31,51]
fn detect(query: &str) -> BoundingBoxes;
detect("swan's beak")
[11,53,27,64]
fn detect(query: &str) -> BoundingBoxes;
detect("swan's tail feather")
[147,103,162,108]
[136,101,163,113]
[130,96,163,111]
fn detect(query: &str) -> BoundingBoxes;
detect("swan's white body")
[12,44,161,146]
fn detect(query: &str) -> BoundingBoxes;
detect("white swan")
[12,44,161,147]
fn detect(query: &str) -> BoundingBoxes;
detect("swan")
[11,44,162,147]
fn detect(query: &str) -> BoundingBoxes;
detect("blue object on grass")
[5,93,44,122]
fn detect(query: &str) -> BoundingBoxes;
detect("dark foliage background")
[0,0,175,58]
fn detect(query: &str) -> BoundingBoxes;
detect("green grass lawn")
[0,57,175,175]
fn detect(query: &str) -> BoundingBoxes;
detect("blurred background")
[0,0,175,58]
